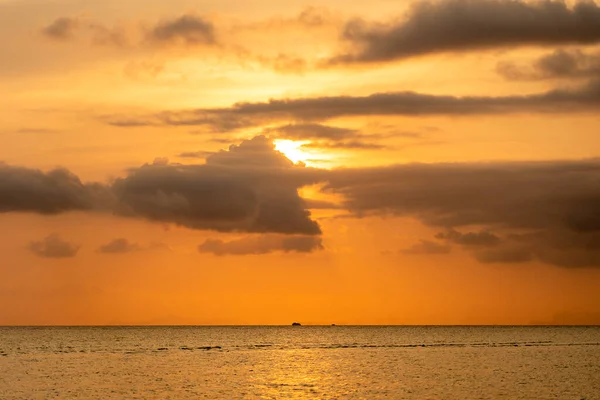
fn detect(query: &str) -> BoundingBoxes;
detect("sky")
[1,0,600,325]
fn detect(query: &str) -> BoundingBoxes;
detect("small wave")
[299,342,600,350]
[196,346,222,351]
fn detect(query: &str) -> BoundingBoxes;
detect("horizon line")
[1,324,599,328]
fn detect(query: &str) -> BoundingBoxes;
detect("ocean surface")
[0,326,599,399]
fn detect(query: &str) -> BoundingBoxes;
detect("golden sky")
[1,0,600,325]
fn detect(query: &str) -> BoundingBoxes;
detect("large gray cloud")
[326,160,600,230]
[324,159,600,267]
[29,234,80,258]
[330,0,600,64]
[198,234,323,255]
[0,163,111,214]
[106,80,600,130]
[6,138,600,266]
[498,48,600,80]
[112,136,323,235]
[0,138,322,236]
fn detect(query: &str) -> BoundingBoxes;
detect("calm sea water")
[0,326,599,399]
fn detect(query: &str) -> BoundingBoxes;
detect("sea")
[0,326,599,399]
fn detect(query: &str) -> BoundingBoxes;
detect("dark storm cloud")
[325,159,600,267]
[0,163,111,214]
[106,80,600,130]
[29,234,80,258]
[42,17,79,40]
[498,48,600,80]
[401,240,451,255]
[112,136,323,235]
[97,238,140,254]
[198,234,323,255]
[148,15,216,46]
[330,0,600,64]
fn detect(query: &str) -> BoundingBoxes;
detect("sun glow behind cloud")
[274,139,312,164]
[274,139,335,168]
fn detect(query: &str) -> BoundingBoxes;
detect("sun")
[274,139,311,164]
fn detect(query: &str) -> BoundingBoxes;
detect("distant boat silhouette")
[291,322,302,326]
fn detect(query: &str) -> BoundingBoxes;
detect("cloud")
[177,150,215,159]
[106,80,600,130]
[324,159,600,267]
[239,6,336,31]
[330,0,600,64]
[0,137,322,236]
[302,141,386,150]
[148,15,216,46]
[326,160,600,231]
[42,17,79,40]
[296,6,332,27]
[97,238,140,254]
[41,14,215,49]
[29,234,80,258]
[435,229,501,247]
[0,163,111,214]
[88,23,128,47]
[498,48,600,80]
[257,54,308,75]
[265,123,360,141]
[474,246,534,264]
[6,137,600,267]
[111,136,323,235]
[41,17,128,46]
[265,123,409,149]
[204,135,294,168]
[401,240,451,255]
[198,234,323,255]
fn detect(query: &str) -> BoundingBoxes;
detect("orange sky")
[1,0,600,325]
